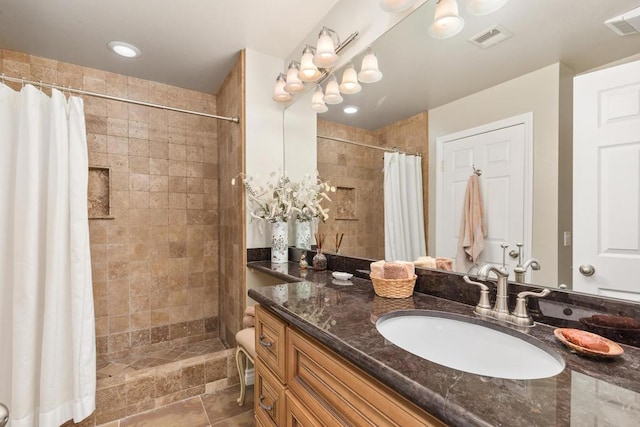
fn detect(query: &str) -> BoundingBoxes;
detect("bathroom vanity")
[247,258,640,426]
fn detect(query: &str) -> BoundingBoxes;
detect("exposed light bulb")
[323,76,343,105]
[339,65,362,94]
[284,62,304,93]
[429,0,465,39]
[272,74,291,102]
[107,41,141,58]
[343,105,359,114]
[310,86,328,113]
[358,51,383,84]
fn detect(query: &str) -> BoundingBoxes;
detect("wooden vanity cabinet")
[254,305,445,427]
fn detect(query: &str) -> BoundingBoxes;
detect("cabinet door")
[285,390,339,427]
[287,328,445,427]
[256,305,288,382]
[255,358,286,427]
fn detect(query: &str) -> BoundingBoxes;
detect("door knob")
[579,264,595,276]
[508,250,519,259]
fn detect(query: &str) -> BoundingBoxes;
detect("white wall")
[428,63,573,286]
[245,48,286,248]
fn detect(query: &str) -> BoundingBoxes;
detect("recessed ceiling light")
[107,41,141,58]
[344,105,359,114]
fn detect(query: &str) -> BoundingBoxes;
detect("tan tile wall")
[0,49,220,360]
[216,51,246,346]
[317,111,429,260]
[317,120,385,260]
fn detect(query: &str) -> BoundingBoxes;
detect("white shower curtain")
[384,152,426,261]
[0,84,95,427]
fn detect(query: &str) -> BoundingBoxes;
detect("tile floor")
[98,384,254,427]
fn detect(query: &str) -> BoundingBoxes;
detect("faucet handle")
[463,275,492,316]
[511,288,551,326]
[500,242,509,269]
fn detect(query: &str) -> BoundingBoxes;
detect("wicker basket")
[370,274,417,299]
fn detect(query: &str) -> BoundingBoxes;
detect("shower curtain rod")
[0,74,239,123]
[317,134,421,156]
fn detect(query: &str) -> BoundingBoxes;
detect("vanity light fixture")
[273,74,292,102]
[339,63,362,94]
[298,46,323,82]
[429,0,465,39]
[379,0,418,13]
[314,27,340,68]
[310,86,329,113]
[284,61,305,93]
[358,49,383,83]
[466,0,509,16]
[107,41,141,58]
[323,75,344,105]
[343,105,359,114]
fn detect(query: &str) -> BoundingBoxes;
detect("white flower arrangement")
[291,172,336,222]
[237,170,335,223]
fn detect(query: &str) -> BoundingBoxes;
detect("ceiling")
[318,0,640,130]
[0,0,340,94]
[1,0,639,130]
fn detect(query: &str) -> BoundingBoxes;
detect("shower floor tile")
[97,337,226,379]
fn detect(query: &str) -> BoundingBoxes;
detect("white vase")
[271,221,288,263]
[295,220,312,250]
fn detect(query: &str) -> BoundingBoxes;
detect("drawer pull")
[259,334,273,347]
[258,395,273,411]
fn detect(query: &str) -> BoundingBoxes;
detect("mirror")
[284,0,640,289]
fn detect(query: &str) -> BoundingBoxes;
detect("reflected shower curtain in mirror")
[383,152,426,261]
[0,84,95,427]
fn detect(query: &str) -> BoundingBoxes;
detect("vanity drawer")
[256,305,287,382]
[286,328,445,427]
[255,358,286,427]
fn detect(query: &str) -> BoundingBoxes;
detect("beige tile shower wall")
[375,111,429,249]
[216,51,246,347]
[0,49,220,359]
[317,120,385,260]
[317,112,428,260]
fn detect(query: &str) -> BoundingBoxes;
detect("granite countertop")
[247,261,640,427]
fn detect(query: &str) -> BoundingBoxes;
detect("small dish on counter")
[332,279,353,286]
[554,328,624,358]
[332,272,353,281]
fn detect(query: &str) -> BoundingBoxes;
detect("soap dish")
[332,271,353,281]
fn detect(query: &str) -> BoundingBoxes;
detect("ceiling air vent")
[468,25,512,49]
[605,6,640,36]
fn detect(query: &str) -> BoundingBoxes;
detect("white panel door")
[573,60,640,301]
[436,116,531,278]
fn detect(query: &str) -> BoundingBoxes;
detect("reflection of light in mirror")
[339,64,362,94]
[379,0,419,13]
[429,0,465,39]
[344,105,359,114]
[466,0,509,16]
[324,75,344,104]
[310,86,329,113]
[358,50,383,83]
[376,95,388,108]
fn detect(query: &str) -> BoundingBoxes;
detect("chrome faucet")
[512,243,540,283]
[465,243,550,326]
[477,262,511,321]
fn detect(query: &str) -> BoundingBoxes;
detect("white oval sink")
[376,311,565,380]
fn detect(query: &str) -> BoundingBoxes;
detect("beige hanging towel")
[456,174,486,273]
